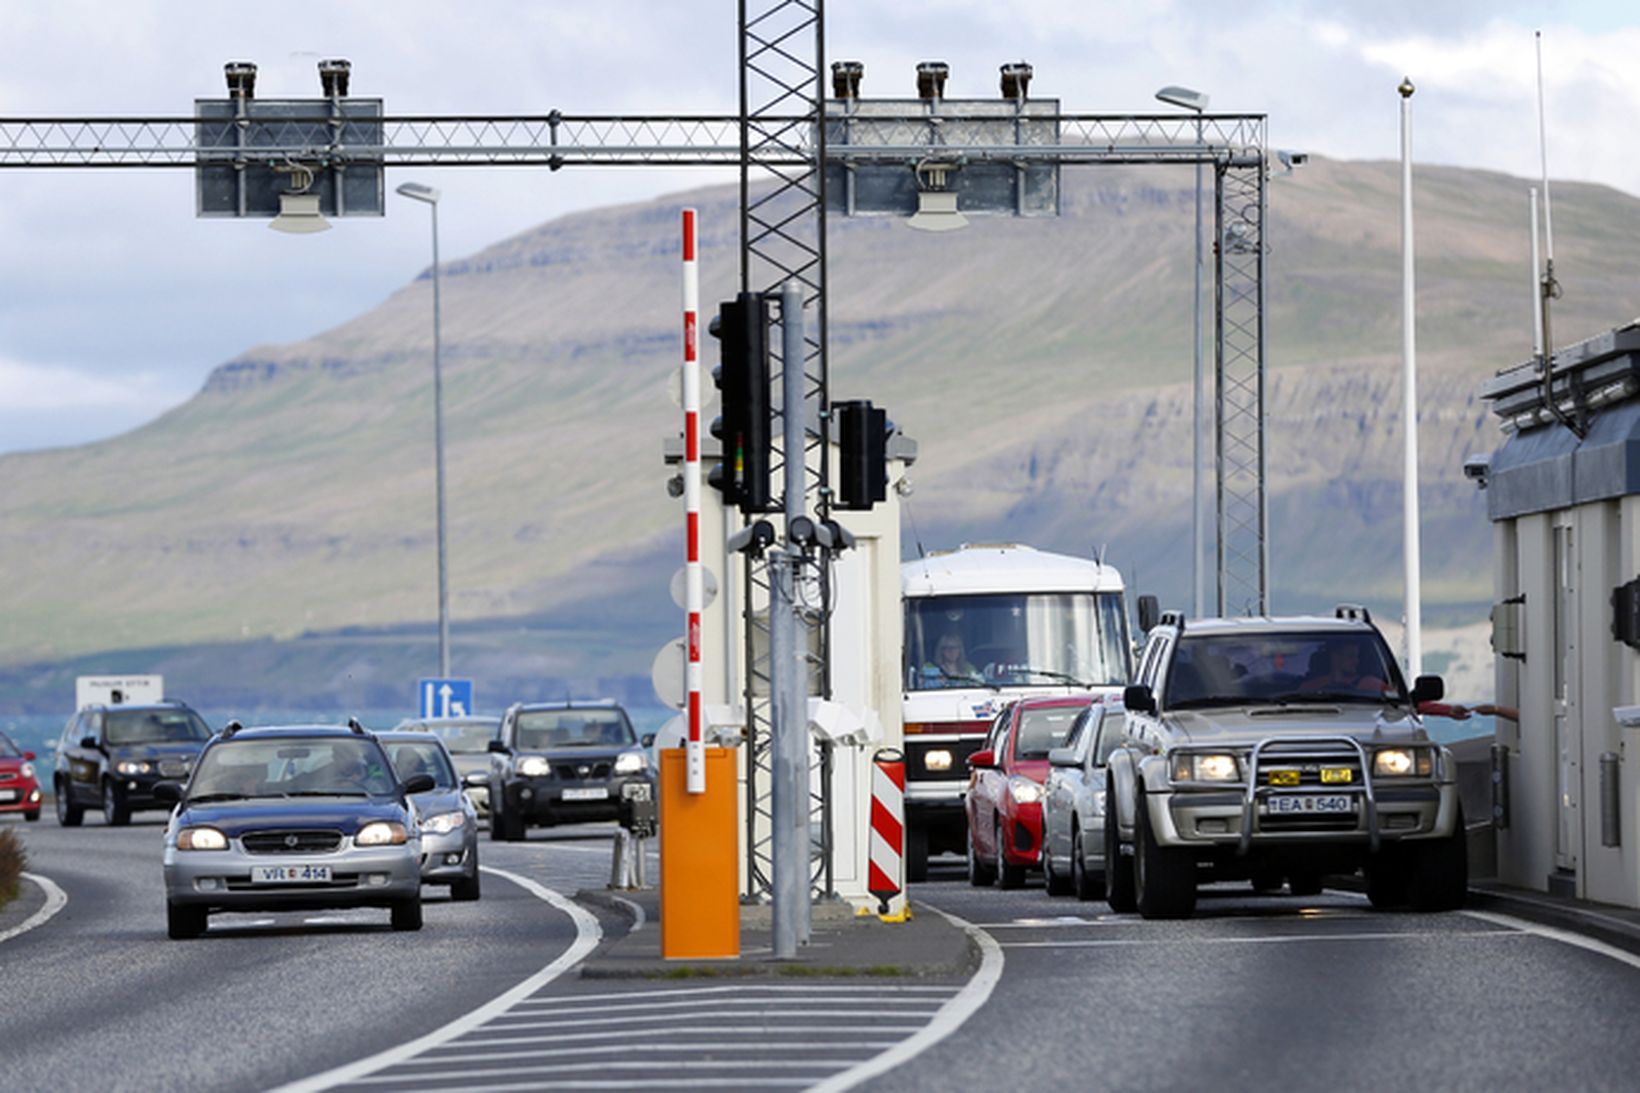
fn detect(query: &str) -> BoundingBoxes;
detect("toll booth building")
[1480,320,1640,908]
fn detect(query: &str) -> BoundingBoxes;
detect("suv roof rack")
[1334,604,1372,623]
[221,720,243,738]
[347,717,368,735]
[1159,609,1187,632]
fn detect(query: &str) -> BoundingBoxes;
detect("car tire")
[166,901,207,940]
[905,827,929,884]
[1043,828,1072,896]
[499,807,525,842]
[1286,870,1325,897]
[1365,849,1410,910]
[55,781,83,827]
[451,868,482,902]
[1103,784,1136,913]
[1250,868,1284,893]
[1072,824,1101,902]
[1407,808,1468,912]
[102,780,130,827]
[24,809,41,823]
[391,896,424,931]
[996,818,1025,890]
[1134,793,1196,920]
[966,817,996,887]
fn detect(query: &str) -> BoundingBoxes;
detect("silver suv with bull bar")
[1104,607,1467,919]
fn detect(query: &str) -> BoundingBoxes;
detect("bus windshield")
[905,591,1129,691]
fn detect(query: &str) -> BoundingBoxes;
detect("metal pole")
[681,209,705,794]
[431,200,450,680]
[1191,111,1206,619]
[1398,78,1422,675]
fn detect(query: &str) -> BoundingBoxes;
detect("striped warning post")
[869,749,906,917]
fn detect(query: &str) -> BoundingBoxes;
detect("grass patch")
[0,827,24,909]
[777,964,907,978]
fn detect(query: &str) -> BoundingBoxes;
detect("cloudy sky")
[1,0,1636,454]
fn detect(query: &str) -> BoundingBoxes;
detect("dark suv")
[55,701,213,826]
[487,701,655,841]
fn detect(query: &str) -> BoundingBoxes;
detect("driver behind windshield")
[921,631,980,687]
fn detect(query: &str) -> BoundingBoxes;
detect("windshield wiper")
[1259,691,1382,706]
[185,792,245,803]
[1166,696,1248,710]
[924,668,999,692]
[1013,668,1092,687]
[283,790,371,798]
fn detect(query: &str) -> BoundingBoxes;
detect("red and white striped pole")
[869,748,907,918]
[681,208,705,794]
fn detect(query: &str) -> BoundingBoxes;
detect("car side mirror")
[487,740,509,754]
[968,749,996,770]
[152,781,182,803]
[1047,747,1079,769]
[23,750,35,761]
[1410,674,1445,706]
[1136,594,1161,633]
[401,773,436,795]
[80,735,99,749]
[1123,684,1156,715]
[641,734,655,748]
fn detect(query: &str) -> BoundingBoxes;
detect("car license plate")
[0,789,16,802]
[1266,794,1352,815]
[252,864,331,884]
[562,787,609,801]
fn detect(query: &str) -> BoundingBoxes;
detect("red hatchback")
[965,694,1095,888]
[0,730,43,822]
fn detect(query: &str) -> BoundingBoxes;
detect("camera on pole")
[835,398,890,510]
[708,292,772,514]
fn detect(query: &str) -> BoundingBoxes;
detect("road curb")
[1465,885,1640,959]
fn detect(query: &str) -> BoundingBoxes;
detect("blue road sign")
[418,678,473,719]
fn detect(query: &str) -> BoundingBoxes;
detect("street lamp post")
[1156,85,1210,618]
[395,181,450,679]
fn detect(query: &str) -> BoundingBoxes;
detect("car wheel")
[996,818,1025,889]
[24,809,41,823]
[1250,868,1284,893]
[1043,827,1072,896]
[905,827,930,884]
[55,781,83,827]
[1286,870,1325,897]
[1134,793,1196,920]
[451,866,482,902]
[1407,808,1468,912]
[1103,785,1136,912]
[391,896,424,931]
[966,817,996,887]
[1365,849,1410,910]
[1072,824,1100,902]
[166,901,207,940]
[500,807,525,842]
[102,780,131,827]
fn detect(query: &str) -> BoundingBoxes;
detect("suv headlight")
[1373,748,1433,778]
[422,811,466,835]
[177,826,227,851]
[614,751,648,775]
[117,760,152,775]
[1171,753,1241,783]
[1007,776,1044,805]
[356,821,409,846]
[517,756,552,778]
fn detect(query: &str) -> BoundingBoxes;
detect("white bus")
[901,544,1132,880]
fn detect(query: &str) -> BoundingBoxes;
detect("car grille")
[554,762,611,780]
[242,829,344,854]
[0,771,16,784]
[157,759,191,778]
[225,873,360,891]
[1257,760,1363,788]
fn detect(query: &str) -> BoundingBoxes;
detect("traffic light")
[836,399,889,510]
[708,292,772,514]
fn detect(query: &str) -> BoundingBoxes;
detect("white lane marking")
[505,996,946,1018]
[605,894,644,933]
[999,928,1523,949]
[0,872,67,945]
[512,983,952,1005]
[808,903,1005,1093]
[271,864,600,1093]
[430,1024,924,1054]
[350,1043,883,1083]
[473,1014,934,1036]
[1464,909,1640,972]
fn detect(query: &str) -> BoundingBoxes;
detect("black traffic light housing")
[836,399,889,510]
[708,292,772,514]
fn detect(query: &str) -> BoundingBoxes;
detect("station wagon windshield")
[905,591,1128,691]
[190,737,395,798]
[515,711,634,750]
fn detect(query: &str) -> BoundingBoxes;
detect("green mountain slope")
[3,157,1636,685]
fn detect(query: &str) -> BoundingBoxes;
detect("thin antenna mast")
[1529,187,1543,357]
[1535,30,1583,437]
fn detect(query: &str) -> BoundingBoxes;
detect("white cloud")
[0,353,185,412]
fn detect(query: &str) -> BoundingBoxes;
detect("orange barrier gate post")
[659,746,739,959]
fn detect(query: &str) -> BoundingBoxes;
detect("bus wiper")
[926,668,999,691]
[1015,667,1090,686]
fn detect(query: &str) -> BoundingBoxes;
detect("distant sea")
[0,706,681,763]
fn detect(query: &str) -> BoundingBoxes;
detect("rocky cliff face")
[2,158,1637,676]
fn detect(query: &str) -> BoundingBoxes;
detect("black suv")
[55,701,213,826]
[487,701,655,841]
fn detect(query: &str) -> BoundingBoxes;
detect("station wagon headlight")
[924,749,953,772]
[177,826,227,851]
[356,821,409,846]
[421,811,465,835]
[517,756,552,777]
[1172,753,1240,782]
[1007,777,1044,805]
[614,751,648,775]
[117,760,152,775]
[1373,748,1432,777]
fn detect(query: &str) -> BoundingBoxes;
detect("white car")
[1041,702,1120,900]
